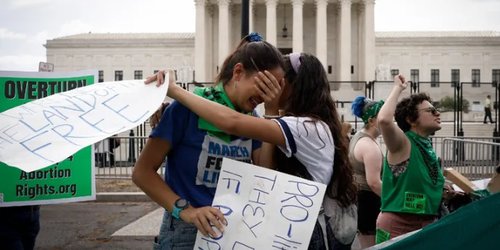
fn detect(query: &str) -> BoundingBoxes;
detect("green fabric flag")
[381,192,499,250]
[361,100,384,124]
[193,83,249,143]
[406,130,441,185]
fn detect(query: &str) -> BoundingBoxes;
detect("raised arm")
[377,75,411,163]
[151,70,287,147]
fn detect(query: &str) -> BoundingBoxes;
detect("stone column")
[265,0,278,45]
[218,0,230,67]
[363,0,376,81]
[339,0,351,81]
[334,5,341,83]
[315,0,328,69]
[249,0,255,32]
[194,0,207,81]
[292,0,304,53]
[358,4,365,82]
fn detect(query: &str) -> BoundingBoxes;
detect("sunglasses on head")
[418,106,439,115]
[249,57,260,72]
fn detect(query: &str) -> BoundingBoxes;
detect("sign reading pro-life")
[0,70,97,207]
[194,158,326,250]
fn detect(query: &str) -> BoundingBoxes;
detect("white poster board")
[194,158,326,250]
[0,72,167,172]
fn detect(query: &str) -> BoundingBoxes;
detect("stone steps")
[435,122,497,137]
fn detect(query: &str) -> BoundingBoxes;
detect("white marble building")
[44,0,500,118]
[192,0,376,84]
[45,33,195,83]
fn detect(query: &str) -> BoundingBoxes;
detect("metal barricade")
[94,136,165,179]
[441,138,500,180]
[95,133,499,181]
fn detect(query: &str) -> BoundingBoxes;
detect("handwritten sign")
[0,71,168,172]
[194,158,326,250]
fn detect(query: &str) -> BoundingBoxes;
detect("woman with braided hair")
[350,96,384,248]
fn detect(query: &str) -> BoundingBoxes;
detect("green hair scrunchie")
[361,100,384,124]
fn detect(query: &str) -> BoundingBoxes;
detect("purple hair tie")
[289,52,301,74]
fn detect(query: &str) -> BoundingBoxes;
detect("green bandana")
[193,83,247,143]
[361,100,384,124]
[406,130,440,185]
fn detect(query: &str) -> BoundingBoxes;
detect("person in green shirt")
[375,74,445,244]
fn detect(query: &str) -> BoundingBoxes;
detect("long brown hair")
[282,53,357,207]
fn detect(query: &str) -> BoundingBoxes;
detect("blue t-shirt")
[150,101,262,208]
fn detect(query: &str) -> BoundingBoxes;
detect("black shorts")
[357,190,381,235]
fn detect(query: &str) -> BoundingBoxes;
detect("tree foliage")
[436,96,470,113]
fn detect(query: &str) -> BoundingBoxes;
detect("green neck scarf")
[406,130,440,185]
[193,83,242,143]
[361,100,384,124]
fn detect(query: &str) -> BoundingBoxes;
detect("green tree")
[436,96,469,113]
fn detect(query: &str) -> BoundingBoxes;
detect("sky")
[1,0,499,71]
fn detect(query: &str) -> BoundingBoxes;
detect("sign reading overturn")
[0,70,168,206]
[0,70,97,206]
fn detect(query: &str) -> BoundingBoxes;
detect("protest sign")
[194,158,326,250]
[0,70,97,206]
[0,70,167,207]
[0,71,168,172]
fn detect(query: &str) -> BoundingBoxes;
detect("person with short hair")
[350,96,384,248]
[375,75,445,244]
[484,94,493,124]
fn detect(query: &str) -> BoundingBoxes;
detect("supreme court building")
[45,0,500,112]
[193,0,376,83]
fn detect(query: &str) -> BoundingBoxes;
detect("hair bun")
[247,32,263,42]
[351,96,366,118]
